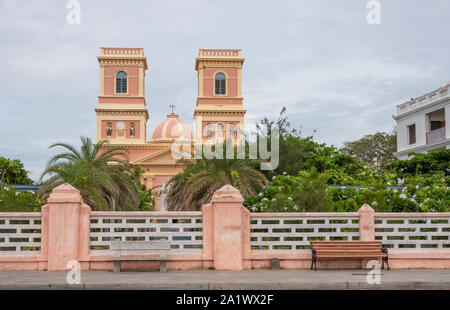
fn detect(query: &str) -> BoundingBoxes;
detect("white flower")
[399,193,407,199]
[272,198,276,201]
[293,205,299,211]
[398,178,405,185]
[372,201,378,206]
[288,197,292,200]
[258,192,263,196]
[387,182,391,186]
[283,172,287,175]
[415,185,419,190]
[410,198,416,204]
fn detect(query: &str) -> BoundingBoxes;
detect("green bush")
[244,170,332,212]
[245,171,449,213]
[0,188,44,212]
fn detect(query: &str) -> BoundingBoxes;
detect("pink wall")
[202,67,238,97]
[1,184,449,272]
[103,66,140,97]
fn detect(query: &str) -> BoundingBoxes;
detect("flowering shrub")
[244,171,449,213]
[0,187,44,212]
[243,171,332,212]
[386,173,449,212]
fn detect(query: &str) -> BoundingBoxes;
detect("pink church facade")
[95,48,246,208]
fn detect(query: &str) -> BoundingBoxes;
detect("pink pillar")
[210,184,246,270]
[44,183,91,271]
[201,203,214,267]
[358,204,375,241]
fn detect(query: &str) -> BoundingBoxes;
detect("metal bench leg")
[113,261,121,272]
[160,260,167,272]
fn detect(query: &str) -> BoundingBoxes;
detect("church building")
[95,48,246,208]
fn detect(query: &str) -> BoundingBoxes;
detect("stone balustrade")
[0,183,449,271]
[199,49,241,57]
[100,47,144,56]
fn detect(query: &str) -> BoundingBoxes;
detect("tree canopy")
[341,131,397,172]
[0,157,34,185]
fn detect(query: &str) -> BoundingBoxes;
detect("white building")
[393,82,450,160]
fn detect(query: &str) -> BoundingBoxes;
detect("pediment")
[133,148,191,165]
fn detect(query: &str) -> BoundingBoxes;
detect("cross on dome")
[169,104,176,114]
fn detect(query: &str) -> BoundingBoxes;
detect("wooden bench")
[109,240,171,272]
[310,241,389,271]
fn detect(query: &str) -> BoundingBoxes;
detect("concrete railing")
[0,183,449,271]
[0,213,41,254]
[199,49,241,57]
[100,47,143,56]
[426,127,446,144]
[89,212,203,253]
[250,213,360,251]
[396,84,449,115]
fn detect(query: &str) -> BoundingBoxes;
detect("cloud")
[0,0,449,181]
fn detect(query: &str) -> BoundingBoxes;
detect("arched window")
[129,123,136,137]
[116,71,127,93]
[215,73,226,95]
[106,122,112,137]
[117,121,125,130]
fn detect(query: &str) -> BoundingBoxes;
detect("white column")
[445,104,450,139]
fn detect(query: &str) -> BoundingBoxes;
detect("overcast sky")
[0,0,449,181]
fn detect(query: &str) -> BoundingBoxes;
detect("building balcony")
[426,127,446,144]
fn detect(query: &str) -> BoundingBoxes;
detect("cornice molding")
[195,59,244,70]
[95,108,149,119]
[97,57,147,69]
[193,110,246,116]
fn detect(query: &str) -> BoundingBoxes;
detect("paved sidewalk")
[0,269,449,290]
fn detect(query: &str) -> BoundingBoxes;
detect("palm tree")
[38,136,141,210]
[167,157,268,211]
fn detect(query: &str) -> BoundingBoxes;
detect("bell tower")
[95,47,148,144]
[194,49,246,143]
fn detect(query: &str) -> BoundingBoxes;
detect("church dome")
[150,113,193,142]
